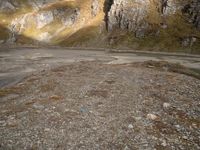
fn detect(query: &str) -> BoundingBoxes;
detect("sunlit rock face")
[0,0,81,43]
[108,0,149,31]
[107,0,185,37]
[36,11,54,29]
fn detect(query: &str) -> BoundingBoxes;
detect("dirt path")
[0,47,200,88]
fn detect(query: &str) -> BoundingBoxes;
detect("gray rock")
[91,0,99,17]
[107,0,149,37]
[36,11,54,29]
[33,103,45,110]
[61,9,80,26]
[0,1,16,12]
[181,37,197,47]
[163,102,171,109]
[128,124,133,129]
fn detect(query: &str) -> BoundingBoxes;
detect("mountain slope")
[0,0,199,53]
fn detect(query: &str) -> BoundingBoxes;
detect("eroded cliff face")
[0,0,199,52]
[0,0,104,45]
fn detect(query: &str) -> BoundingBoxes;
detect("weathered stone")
[182,0,200,30]
[36,11,54,29]
[163,102,171,109]
[128,124,133,129]
[91,0,99,16]
[0,1,16,12]
[61,9,80,26]
[147,114,159,121]
[107,0,150,37]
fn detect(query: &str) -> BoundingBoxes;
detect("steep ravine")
[0,0,199,53]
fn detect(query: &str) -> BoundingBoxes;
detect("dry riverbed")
[0,60,200,149]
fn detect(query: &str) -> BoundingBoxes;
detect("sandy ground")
[0,48,200,88]
[0,48,200,149]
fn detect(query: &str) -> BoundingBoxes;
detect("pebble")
[124,145,130,150]
[182,136,188,140]
[44,128,50,132]
[128,124,134,129]
[163,103,171,108]
[33,103,44,110]
[161,140,167,147]
[147,114,158,121]
[7,119,18,127]
[50,95,61,100]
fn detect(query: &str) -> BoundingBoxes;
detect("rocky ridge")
[0,0,199,52]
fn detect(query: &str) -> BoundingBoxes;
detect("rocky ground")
[0,60,199,149]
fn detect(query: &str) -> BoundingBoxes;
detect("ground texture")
[0,60,200,149]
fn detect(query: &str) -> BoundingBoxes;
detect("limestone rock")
[0,1,16,12]
[36,11,54,29]
[61,9,80,26]
[107,0,150,37]
[91,0,100,17]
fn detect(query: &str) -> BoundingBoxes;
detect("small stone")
[134,117,142,121]
[44,128,50,132]
[124,145,130,150]
[182,136,188,140]
[128,124,134,129]
[80,107,88,113]
[33,103,44,110]
[0,120,6,127]
[192,123,197,128]
[50,95,61,100]
[147,114,158,121]
[161,140,167,147]
[175,124,180,128]
[163,103,171,109]
[7,119,18,127]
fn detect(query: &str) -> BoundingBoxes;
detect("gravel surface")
[0,60,200,149]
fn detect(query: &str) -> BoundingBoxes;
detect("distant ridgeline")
[0,0,199,53]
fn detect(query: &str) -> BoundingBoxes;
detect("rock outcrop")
[107,0,149,32]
